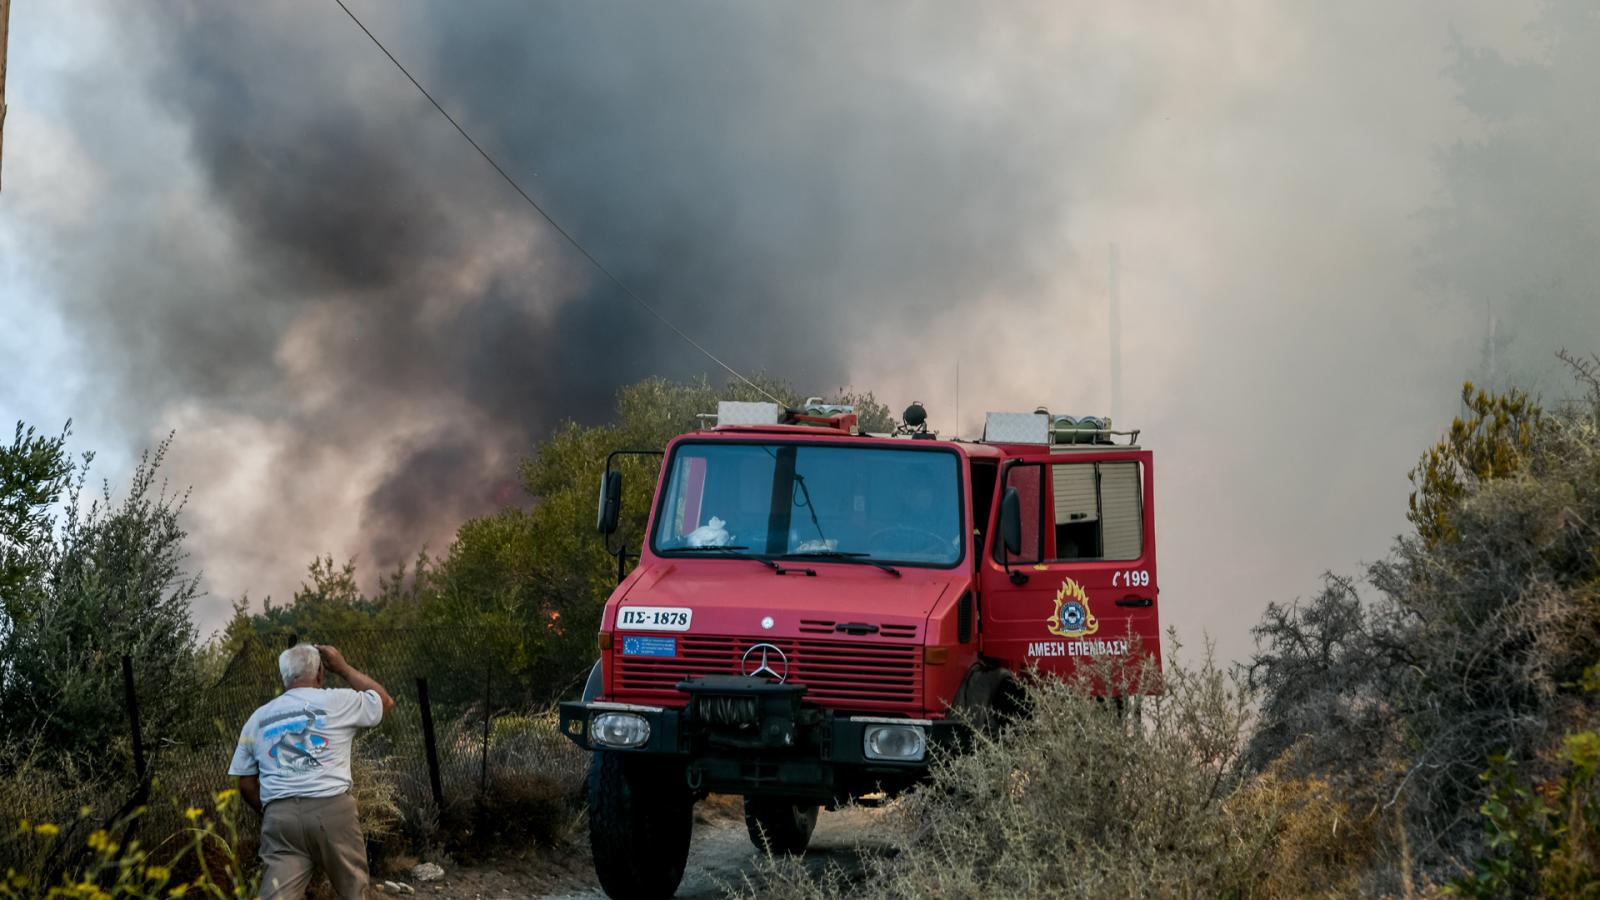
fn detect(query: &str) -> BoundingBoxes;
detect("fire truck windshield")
[652,442,964,567]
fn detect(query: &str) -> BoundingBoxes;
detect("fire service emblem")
[1047,577,1099,638]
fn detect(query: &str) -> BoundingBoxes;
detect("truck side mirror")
[1000,487,1022,556]
[596,470,623,535]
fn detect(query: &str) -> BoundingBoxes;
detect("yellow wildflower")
[168,883,190,897]
[34,823,60,837]
[145,864,171,882]
[215,788,239,810]
[86,829,119,856]
[78,805,92,818]
[183,807,204,822]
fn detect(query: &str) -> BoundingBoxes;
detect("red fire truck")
[559,400,1160,899]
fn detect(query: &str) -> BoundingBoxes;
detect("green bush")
[1449,664,1600,898]
[0,429,202,769]
[1247,377,1600,879]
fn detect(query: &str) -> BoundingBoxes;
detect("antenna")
[1110,243,1122,423]
[955,361,960,439]
[1486,299,1498,388]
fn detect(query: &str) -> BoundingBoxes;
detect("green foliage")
[0,432,201,770]
[0,421,73,617]
[1451,660,1600,897]
[1251,362,1600,887]
[254,554,427,637]
[1408,382,1544,545]
[1449,726,1600,897]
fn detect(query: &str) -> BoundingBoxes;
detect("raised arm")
[317,645,397,716]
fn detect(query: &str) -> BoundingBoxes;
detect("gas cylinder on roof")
[1051,415,1111,445]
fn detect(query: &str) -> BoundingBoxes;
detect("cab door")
[978,451,1160,686]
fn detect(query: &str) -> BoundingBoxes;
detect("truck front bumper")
[558,676,964,802]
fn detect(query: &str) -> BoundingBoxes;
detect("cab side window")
[1050,461,1143,561]
[969,461,998,551]
[997,463,1043,564]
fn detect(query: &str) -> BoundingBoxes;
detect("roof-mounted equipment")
[981,410,1140,446]
[713,399,860,434]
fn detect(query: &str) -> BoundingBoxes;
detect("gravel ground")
[543,804,885,900]
[384,801,886,900]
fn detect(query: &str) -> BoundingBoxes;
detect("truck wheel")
[743,797,819,855]
[588,751,693,899]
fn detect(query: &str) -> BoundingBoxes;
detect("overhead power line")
[329,0,782,406]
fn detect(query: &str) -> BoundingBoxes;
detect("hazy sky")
[3,1,1594,662]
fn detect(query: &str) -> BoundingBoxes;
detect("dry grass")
[1223,751,1380,898]
[695,793,746,826]
[351,751,405,843]
[0,741,110,835]
[740,638,1386,899]
[393,708,588,858]
[2,705,585,889]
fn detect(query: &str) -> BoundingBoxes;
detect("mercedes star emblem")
[740,642,789,682]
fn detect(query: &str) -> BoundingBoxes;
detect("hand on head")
[317,644,348,674]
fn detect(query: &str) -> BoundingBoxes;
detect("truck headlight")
[592,712,651,748]
[863,724,926,762]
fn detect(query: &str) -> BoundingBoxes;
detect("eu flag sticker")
[622,636,677,657]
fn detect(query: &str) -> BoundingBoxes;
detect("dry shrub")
[407,708,586,854]
[1248,383,1600,879]
[1224,749,1379,898]
[0,741,108,835]
[351,752,404,843]
[745,637,1312,899]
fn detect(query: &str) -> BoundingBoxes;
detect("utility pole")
[1109,243,1122,424]
[1,0,10,193]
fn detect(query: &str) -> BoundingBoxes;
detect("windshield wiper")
[783,550,901,577]
[672,546,779,570]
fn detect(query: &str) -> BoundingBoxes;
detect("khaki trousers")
[258,793,369,899]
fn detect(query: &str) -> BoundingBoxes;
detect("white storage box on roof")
[983,412,1050,444]
[716,401,783,426]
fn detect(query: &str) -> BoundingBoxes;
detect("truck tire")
[588,751,693,899]
[743,797,819,855]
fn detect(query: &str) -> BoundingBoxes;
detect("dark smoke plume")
[48,2,1109,606]
[11,1,1600,660]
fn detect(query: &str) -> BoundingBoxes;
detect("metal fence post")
[120,655,147,799]
[478,665,492,803]
[43,657,149,885]
[416,677,444,810]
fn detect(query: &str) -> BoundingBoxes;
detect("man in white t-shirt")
[230,644,396,899]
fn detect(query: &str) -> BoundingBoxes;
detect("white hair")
[279,645,322,688]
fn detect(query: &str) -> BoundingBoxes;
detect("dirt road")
[544,804,885,899]
[407,801,886,899]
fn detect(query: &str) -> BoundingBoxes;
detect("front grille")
[796,619,919,639]
[614,635,921,712]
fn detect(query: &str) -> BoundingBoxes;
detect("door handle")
[1115,596,1153,608]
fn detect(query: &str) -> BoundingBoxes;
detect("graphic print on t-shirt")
[260,704,331,771]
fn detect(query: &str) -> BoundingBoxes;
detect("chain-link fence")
[133,627,589,850]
